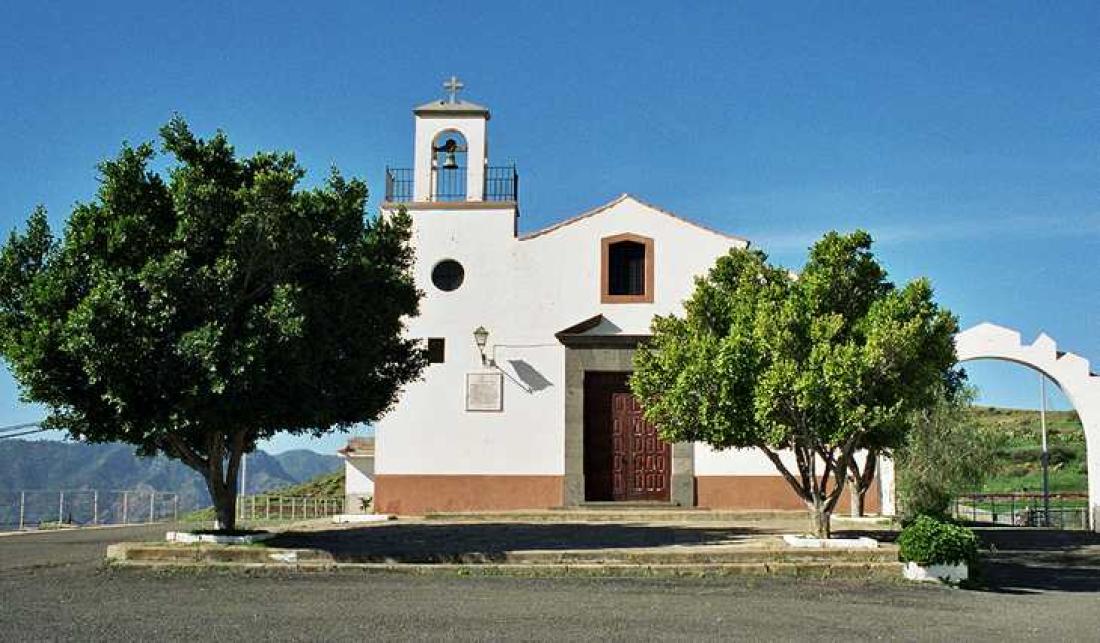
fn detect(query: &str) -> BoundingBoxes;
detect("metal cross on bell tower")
[443,75,464,104]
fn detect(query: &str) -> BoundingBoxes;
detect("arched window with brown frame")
[601,233,654,303]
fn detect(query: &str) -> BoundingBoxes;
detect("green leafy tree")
[0,118,425,530]
[631,231,959,537]
[844,371,968,516]
[845,373,966,517]
[895,387,1001,520]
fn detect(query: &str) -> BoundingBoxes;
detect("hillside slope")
[0,439,341,510]
[964,406,1087,493]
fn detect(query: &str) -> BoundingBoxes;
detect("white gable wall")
[376,197,749,477]
[517,198,746,334]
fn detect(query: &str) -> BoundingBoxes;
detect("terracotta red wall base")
[696,475,882,514]
[375,475,564,515]
[375,474,882,515]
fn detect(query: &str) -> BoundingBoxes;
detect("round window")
[431,259,465,292]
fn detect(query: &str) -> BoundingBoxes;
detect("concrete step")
[268,547,895,565]
[342,561,906,580]
[108,557,903,580]
[462,546,899,565]
[106,542,335,566]
[571,502,684,509]
[107,543,902,579]
[296,546,897,566]
[108,538,898,566]
[423,509,769,522]
[423,509,891,524]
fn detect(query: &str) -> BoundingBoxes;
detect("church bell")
[438,137,460,170]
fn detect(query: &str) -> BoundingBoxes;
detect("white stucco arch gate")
[955,323,1100,531]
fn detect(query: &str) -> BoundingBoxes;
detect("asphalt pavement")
[2,524,1100,641]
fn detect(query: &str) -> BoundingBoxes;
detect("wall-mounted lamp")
[473,326,490,366]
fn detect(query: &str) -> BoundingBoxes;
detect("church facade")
[343,82,892,515]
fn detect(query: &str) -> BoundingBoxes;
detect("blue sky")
[1,2,1096,453]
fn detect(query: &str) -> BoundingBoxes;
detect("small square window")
[427,338,445,363]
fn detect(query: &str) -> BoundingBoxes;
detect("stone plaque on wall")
[466,372,503,412]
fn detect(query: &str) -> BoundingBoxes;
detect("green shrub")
[898,479,954,520]
[895,391,1003,521]
[1005,445,1077,465]
[897,515,979,566]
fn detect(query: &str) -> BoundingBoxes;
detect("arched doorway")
[955,323,1100,531]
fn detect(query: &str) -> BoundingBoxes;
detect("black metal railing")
[384,167,414,203]
[432,166,468,202]
[954,492,1090,530]
[484,165,519,202]
[383,165,518,203]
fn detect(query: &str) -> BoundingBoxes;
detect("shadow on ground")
[269,523,773,563]
[269,522,1100,594]
[974,528,1100,594]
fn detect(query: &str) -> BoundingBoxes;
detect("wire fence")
[233,495,344,523]
[0,490,179,531]
[954,492,1090,530]
[0,487,345,531]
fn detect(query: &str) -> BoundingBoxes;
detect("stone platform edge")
[106,542,336,566]
[105,542,902,579]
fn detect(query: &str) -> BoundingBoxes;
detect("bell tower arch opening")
[431,130,468,202]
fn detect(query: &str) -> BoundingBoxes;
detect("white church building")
[343,80,891,515]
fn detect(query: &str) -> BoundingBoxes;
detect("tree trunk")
[206,477,238,532]
[757,443,847,540]
[161,431,248,533]
[848,451,878,518]
[203,432,246,532]
[809,502,831,539]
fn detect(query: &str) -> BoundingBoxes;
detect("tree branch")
[224,429,248,488]
[207,432,225,487]
[849,447,878,494]
[793,444,812,493]
[861,450,878,490]
[161,434,208,473]
[817,445,836,499]
[824,434,862,514]
[760,444,811,502]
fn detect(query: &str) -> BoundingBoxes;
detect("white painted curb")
[332,514,395,524]
[166,531,275,545]
[782,534,879,549]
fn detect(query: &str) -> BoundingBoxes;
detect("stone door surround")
[562,345,693,507]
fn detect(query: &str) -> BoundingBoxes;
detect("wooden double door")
[583,372,671,502]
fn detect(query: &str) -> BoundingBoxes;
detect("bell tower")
[409,76,494,203]
[383,78,518,224]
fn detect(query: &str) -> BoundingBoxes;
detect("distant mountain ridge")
[0,439,341,511]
